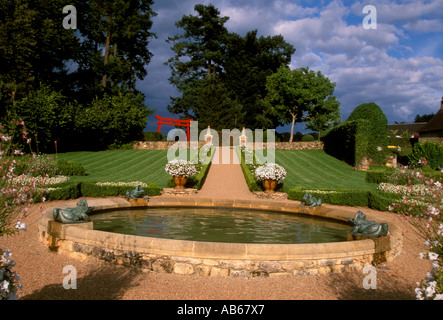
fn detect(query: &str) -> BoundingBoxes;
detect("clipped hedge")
[287,187,402,212]
[36,181,162,202]
[322,119,371,167]
[235,147,264,192]
[347,102,388,165]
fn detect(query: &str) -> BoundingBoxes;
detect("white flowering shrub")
[1,121,45,300]
[254,163,287,184]
[0,249,22,300]
[388,170,442,299]
[165,160,198,178]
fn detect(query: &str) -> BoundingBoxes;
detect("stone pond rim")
[38,197,403,278]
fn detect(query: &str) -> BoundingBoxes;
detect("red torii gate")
[155,115,193,141]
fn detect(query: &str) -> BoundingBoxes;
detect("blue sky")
[138,0,443,134]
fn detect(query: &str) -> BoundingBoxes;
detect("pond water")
[90,207,351,244]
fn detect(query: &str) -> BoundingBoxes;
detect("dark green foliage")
[8,84,76,153]
[143,132,166,141]
[55,159,87,176]
[408,141,443,170]
[236,147,262,192]
[347,102,388,164]
[322,119,371,167]
[39,181,162,202]
[75,88,154,150]
[166,4,294,130]
[302,134,314,142]
[287,187,401,211]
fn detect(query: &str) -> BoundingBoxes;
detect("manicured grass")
[274,150,379,192]
[56,150,170,187]
[55,149,379,192]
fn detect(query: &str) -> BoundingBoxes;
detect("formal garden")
[1,2,442,301]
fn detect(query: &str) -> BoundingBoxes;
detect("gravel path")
[0,149,433,300]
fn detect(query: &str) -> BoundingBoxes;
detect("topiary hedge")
[287,187,402,211]
[346,102,388,165]
[322,119,371,167]
[322,102,388,167]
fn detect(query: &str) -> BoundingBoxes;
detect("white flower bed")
[254,163,286,183]
[96,181,149,187]
[377,182,428,196]
[12,175,70,186]
[165,160,198,178]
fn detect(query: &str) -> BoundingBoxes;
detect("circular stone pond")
[39,197,403,278]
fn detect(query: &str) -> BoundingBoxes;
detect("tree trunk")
[289,113,296,143]
[101,16,111,88]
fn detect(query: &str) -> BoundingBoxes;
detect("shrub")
[143,132,165,141]
[347,102,388,165]
[408,141,443,170]
[302,134,314,142]
[75,88,154,150]
[322,119,371,167]
[8,84,77,153]
[55,159,87,176]
[41,181,162,201]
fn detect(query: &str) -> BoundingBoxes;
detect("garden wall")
[133,141,323,151]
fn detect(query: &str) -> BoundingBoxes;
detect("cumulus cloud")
[142,0,443,132]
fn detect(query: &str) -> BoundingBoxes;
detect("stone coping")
[38,197,403,277]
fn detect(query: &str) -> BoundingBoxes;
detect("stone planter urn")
[263,179,277,193]
[173,176,187,189]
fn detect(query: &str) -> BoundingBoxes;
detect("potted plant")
[254,163,287,193]
[165,160,198,189]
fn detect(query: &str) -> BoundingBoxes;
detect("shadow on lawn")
[325,268,416,300]
[21,265,142,300]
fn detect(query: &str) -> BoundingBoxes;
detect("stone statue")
[347,211,388,237]
[53,198,94,224]
[300,192,322,208]
[126,185,148,200]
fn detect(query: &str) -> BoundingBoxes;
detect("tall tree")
[166,4,229,118]
[166,4,294,130]
[265,66,339,142]
[223,30,294,129]
[71,0,157,102]
[0,0,78,115]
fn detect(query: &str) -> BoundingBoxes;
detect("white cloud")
[404,19,443,33]
[142,0,443,130]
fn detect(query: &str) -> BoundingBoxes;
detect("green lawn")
[56,150,170,187]
[273,150,378,192]
[55,149,378,192]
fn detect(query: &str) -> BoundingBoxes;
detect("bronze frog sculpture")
[126,185,148,200]
[53,198,94,224]
[348,210,389,237]
[300,192,322,208]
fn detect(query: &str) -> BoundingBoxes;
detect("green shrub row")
[366,168,443,184]
[35,181,162,202]
[236,147,262,192]
[287,187,402,212]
